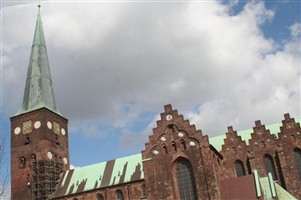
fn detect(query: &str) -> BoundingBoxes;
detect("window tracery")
[175,158,197,200]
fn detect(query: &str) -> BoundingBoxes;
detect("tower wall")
[11,108,69,200]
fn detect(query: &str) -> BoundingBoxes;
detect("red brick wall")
[53,181,145,200]
[11,108,70,200]
[142,104,220,200]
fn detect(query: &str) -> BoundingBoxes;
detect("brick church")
[11,6,301,200]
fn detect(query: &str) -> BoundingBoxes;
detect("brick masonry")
[11,105,301,200]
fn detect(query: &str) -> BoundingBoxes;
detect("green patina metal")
[275,182,297,200]
[54,153,144,197]
[16,7,60,116]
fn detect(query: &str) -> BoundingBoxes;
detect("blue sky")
[1,1,300,192]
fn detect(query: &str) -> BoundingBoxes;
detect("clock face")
[23,121,32,134]
[53,122,60,135]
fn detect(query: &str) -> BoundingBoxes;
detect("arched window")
[175,158,197,200]
[275,152,286,188]
[141,184,147,197]
[19,157,26,168]
[30,154,37,168]
[294,148,301,180]
[116,190,124,200]
[97,193,104,200]
[171,142,177,153]
[235,160,245,177]
[264,154,277,180]
[162,145,168,155]
[180,140,186,150]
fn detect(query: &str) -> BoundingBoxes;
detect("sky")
[1,0,300,184]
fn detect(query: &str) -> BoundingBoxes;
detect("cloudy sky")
[1,1,300,170]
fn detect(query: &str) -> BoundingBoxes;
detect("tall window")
[235,160,245,177]
[264,154,277,180]
[275,152,286,188]
[294,148,301,180]
[97,193,104,200]
[246,159,252,174]
[176,158,197,200]
[116,190,124,200]
[141,184,147,197]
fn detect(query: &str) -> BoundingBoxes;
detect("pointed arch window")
[275,152,286,188]
[235,160,245,177]
[19,157,26,168]
[264,154,277,180]
[180,140,186,150]
[294,148,301,180]
[175,158,197,200]
[171,142,177,153]
[116,190,124,200]
[97,193,104,200]
[30,154,36,167]
[162,144,168,155]
[141,184,147,197]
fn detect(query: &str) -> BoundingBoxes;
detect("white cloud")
[2,1,300,149]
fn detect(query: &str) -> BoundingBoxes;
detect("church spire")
[16,6,60,116]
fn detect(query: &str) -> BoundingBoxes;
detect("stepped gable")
[220,126,250,178]
[143,104,209,159]
[221,126,248,157]
[278,113,301,144]
[248,120,278,153]
[276,114,301,198]
[142,104,220,200]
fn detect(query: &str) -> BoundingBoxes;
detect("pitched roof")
[53,118,301,198]
[209,118,301,151]
[53,153,143,197]
[16,6,60,116]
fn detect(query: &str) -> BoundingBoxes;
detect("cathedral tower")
[10,6,70,200]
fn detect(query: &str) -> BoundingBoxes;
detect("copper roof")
[53,153,144,198]
[16,7,60,116]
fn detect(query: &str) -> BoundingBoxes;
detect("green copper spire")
[16,6,60,116]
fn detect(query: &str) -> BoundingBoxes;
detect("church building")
[11,6,301,200]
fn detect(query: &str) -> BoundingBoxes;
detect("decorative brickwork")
[11,108,70,200]
[11,7,301,199]
[219,113,301,199]
[142,104,220,200]
[221,126,250,179]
